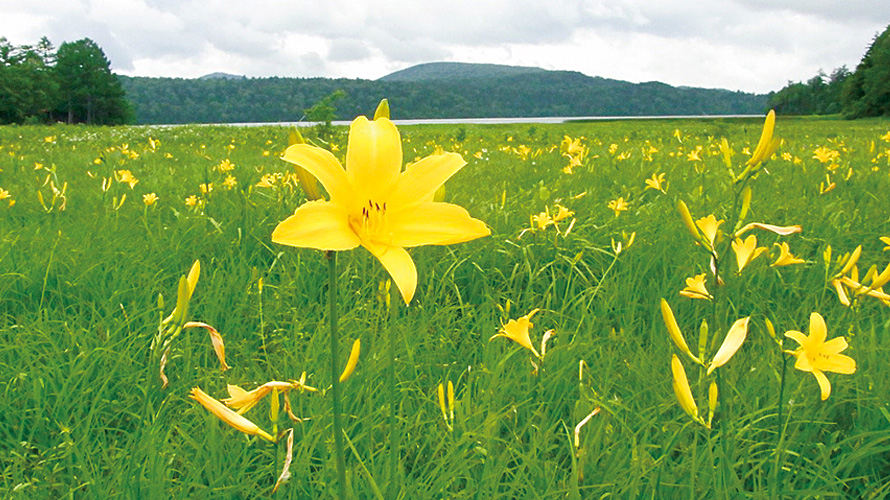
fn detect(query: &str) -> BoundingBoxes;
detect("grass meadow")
[1,114,889,499]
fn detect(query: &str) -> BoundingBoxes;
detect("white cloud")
[0,0,886,92]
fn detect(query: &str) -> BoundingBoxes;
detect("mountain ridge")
[118,63,768,124]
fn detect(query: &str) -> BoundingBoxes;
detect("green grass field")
[1,114,889,498]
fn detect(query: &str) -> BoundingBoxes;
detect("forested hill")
[119,62,768,124]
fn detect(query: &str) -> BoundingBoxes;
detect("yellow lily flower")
[695,215,723,251]
[552,204,574,222]
[190,387,275,441]
[732,235,767,273]
[607,197,628,217]
[272,107,490,304]
[680,274,713,300]
[881,236,890,251]
[746,110,778,167]
[490,309,542,359]
[771,242,805,266]
[644,172,666,193]
[784,312,856,400]
[143,192,158,206]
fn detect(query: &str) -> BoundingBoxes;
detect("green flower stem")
[771,352,789,498]
[387,282,400,497]
[327,251,347,498]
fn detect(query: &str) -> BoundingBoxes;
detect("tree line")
[768,23,890,117]
[0,36,132,125]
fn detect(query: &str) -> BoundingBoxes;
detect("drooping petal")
[708,317,749,375]
[387,202,491,247]
[813,369,832,400]
[281,144,351,203]
[390,152,466,207]
[272,200,361,251]
[346,116,402,202]
[370,245,417,304]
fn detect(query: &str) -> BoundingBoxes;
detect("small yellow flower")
[687,147,703,162]
[813,146,840,164]
[784,312,856,400]
[644,173,667,193]
[695,215,723,251]
[216,159,235,173]
[0,188,10,201]
[607,197,628,217]
[199,183,213,194]
[143,193,158,206]
[680,274,713,300]
[490,309,542,359]
[185,195,198,207]
[116,169,139,188]
[552,204,574,223]
[771,242,805,266]
[223,174,238,190]
[532,210,554,230]
[732,235,766,273]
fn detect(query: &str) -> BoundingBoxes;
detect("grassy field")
[1,113,889,499]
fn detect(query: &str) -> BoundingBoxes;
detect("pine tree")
[54,38,132,124]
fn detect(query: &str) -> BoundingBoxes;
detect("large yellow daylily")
[272,108,490,304]
[784,312,856,400]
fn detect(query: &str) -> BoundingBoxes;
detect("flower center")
[349,199,388,244]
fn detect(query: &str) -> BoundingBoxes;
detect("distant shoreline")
[143,115,765,128]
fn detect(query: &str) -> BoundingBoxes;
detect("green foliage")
[118,68,767,124]
[304,89,345,141]
[843,24,890,118]
[767,67,849,115]
[0,36,131,125]
[1,117,889,497]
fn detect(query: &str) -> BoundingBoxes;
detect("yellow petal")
[387,202,491,247]
[671,354,698,419]
[808,312,827,345]
[272,200,361,251]
[346,116,402,202]
[707,317,749,375]
[784,329,808,347]
[371,245,417,304]
[281,144,351,203]
[813,369,832,400]
[390,152,466,206]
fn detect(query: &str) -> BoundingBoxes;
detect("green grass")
[1,115,889,498]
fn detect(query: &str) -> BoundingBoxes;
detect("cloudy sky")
[1,0,887,94]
